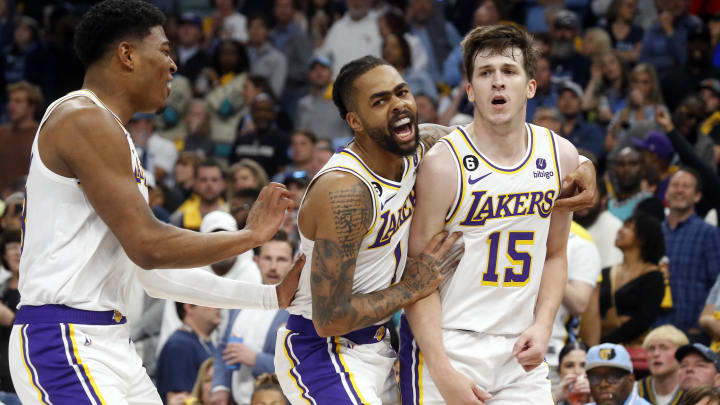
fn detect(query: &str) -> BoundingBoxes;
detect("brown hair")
[462,24,539,82]
[681,386,720,405]
[7,81,44,115]
[251,373,287,404]
[186,357,214,404]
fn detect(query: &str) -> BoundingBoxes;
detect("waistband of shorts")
[14,304,127,325]
[286,314,387,345]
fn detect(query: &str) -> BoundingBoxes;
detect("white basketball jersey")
[288,145,424,321]
[18,90,148,314]
[439,124,562,335]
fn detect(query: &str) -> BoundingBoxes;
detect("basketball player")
[401,24,582,405]
[9,2,302,404]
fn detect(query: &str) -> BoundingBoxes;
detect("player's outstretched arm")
[47,101,291,270]
[305,171,460,337]
[514,137,577,372]
[405,143,491,404]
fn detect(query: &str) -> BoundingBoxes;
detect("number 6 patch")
[463,155,479,171]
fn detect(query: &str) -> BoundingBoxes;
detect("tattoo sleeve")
[419,123,454,150]
[310,181,416,334]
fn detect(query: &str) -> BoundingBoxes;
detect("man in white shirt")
[320,0,382,77]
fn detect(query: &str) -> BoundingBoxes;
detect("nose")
[170,59,177,74]
[491,72,504,90]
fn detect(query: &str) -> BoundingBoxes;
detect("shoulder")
[553,132,579,175]
[308,170,373,199]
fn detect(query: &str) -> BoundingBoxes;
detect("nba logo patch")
[598,348,616,360]
[374,326,386,342]
[113,310,123,323]
[536,158,547,170]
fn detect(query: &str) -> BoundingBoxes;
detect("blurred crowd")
[0,0,720,404]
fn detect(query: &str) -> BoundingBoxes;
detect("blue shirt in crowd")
[156,328,215,402]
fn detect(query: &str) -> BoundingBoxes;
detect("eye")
[504,68,515,75]
[398,89,408,97]
[373,99,385,107]
[480,71,490,77]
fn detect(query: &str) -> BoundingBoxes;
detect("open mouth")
[391,116,415,141]
[491,95,507,106]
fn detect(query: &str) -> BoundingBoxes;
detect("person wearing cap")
[636,325,689,405]
[550,10,592,88]
[296,54,352,142]
[247,14,287,98]
[634,130,676,202]
[677,343,720,390]
[557,80,606,159]
[586,343,652,405]
[177,12,210,85]
[211,231,294,405]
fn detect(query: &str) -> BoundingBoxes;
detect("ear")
[253,255,259,265]
[465,80,474,103]
[346,112,364,133]
[526,78,537,99]
[117,41,135,70]
[694,191,702,204]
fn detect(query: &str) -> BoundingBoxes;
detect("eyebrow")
[476,63,519,70]
[369,82,408,101]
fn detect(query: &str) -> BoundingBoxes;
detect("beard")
[552,39,575,59]
[364,110,420,157]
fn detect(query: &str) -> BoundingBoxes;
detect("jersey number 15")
[481,231,534,287]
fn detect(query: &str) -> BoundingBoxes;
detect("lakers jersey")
[18,89,148,314]
[288,145,424,322]
[438,124,562,335]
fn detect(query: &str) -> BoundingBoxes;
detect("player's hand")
[244,183,295,246]
[223,342,258,367]
[210,390,231,405]
[553,160,597,211]
[276,253,306,309]
[513,323,551,372]
[435,367,492,405]
[403,231,464,300]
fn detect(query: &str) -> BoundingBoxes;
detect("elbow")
[128,250,161,270]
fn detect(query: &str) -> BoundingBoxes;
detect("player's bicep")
[409,144,457,257]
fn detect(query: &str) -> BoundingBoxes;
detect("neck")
[8,274,18,290]
[653,371,681,395]
[199,199,221,215]
[294,158,313,171]
[12,116,36,131]
[621,247,644,268]
[617,187,641,201]
[562,115,578,135]
[469,114,528,165]
[668,208,693,229]
[82,67,136,124]
[184,318,211,340]
[350,135,407,181]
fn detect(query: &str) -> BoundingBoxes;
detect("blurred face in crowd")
[0,201,22,232]
[557,90,582,119]
[346,0,370,20]
[214,0,234,14]
[256,240,293,285]
[251,98,277,133]
[291,133,315,165]
[186,100,209,134]
[535,57,551,92]
[308,63,332,89]
[679,353,720,390]
[415,94,438,124]
[175,158,195,185]
[349,65,419,156]
[275,0,295,25]
[7,89,34,125]
[248,18,268,47]
[382,34,405,70]
[551,24,576,59]
[665,171,701,213]
[14,20,34,48]
[699,88,720,115]
[412,0,434,24]
[630,70,653,104]
[473,0,499,27]
[311,147,333,174]
[601,52,623,82]
[466,47,535,127]
[2,241,20,274]
[200,366,213,405]
[618,0,637,22]
[288,180,307,207]
[665,0,690,18]
[674,98,705,137]
[243,80,263,104]
[187,304,222,332]
[588,367,634,405]
[218,41,240,73]
[646,339,681,378]
[251,388,286,405]
[614,219,637,250]
[532,108,562,134]
[177,22,202,47]
[194,166,226,204]
[128,117,154,145]
[612,148,644,194]
[230,194,255,228]
[234,167,259,191]
[559,349,587,378]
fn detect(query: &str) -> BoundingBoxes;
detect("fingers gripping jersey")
[18,90,148,314]
[439,124,561,335]
[287,146,424,322]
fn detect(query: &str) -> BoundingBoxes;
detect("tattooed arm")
[300,171,461,337]
[419,123,454,150]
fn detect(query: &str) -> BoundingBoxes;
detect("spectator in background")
[250,374,287,405]
[608,147,651,221]
[533,107,564,135]
[228,159,269,197]
[698,79,720,147]
[310,139,334,175]
[306,0,343,49]
[603,0,644,64]
[165,151,201,214]
[0,229,20,399]
[229,94,290,178]
[43,5,84,102]
[415,93,439,124]
[0,81,41,191]
[183,99,216,158]
[247,14,288,98]
[171,160,228,231]
[527,54,559,121]
[382,33,437,101]
[550,10,591,88]
[2,16,45,86]
[156,302,220,403]
[656,169,720,337]
[272,130,316,183]
[211,231,293,405]
[296,55,351,143]
[320,0,381,77]
[557,81,606,159]
[407,0,461,83]
[203,39,250,152]
[639,0,701,78]
[575,177,624,268]
[229,188,260,229]
[597,213,665,344]
[636,325,688,405]
[553,341,591,405]
[634,131,676,203]
[700,274,720,353]
[0,192,21,232]
[155,70,193,143]
[185,358,214,405]
[378,10,429,73]
[237,75,294,138]
[681,386,720,405]
[586,343,650,405]
[176,12,209,87]
[673,96,716,172]
[128,113,178,188]
[581,28,613,63]
[271,0,313,118]
[712,14,720,69]
[676,343,720,390]
[583,51,629,125]
[208,0,248,43]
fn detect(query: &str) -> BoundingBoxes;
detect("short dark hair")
[332,55,390,120]
[675,166,703,193]
[292,130,317,144]
[195,159,225,177]
[384,33,412,70]
[248,13,270,28]
[74,0,166,68]
[462,24,539,82]
[175,302,191,320]
[212,39,249,75]
[558,341,589,367]
[251,373,285,403]
[0,229,21,269]
[626,212,665,264]
[253,230,296,256]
